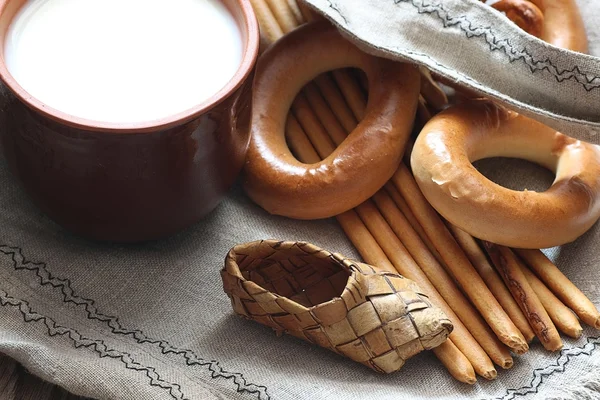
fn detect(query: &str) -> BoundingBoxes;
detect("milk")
[4,0,243,124]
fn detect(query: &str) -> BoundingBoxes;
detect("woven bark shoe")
[221,240,453,373]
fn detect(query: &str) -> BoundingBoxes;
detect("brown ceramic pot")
[0,0,259,242]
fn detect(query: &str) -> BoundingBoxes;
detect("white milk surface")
[4,0,243,124]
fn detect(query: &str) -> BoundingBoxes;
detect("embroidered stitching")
[493,334,600,400]
[0,290,186,400]
[0,245,270,400]
[325,0,600,92]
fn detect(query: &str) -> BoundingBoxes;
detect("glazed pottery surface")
[0,0,259,241]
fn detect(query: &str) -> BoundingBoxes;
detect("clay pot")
[0,0,259,242]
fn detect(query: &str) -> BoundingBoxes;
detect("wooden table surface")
[0,354,91,400]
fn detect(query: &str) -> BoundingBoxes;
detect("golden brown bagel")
[492,0,544,38]
[529,0,588,52]
[410,100,600,249]
[498,0,588,52]
[243,22,420,219]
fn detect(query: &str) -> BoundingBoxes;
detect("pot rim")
[0,0,259,134]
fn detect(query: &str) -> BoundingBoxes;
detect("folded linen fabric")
[303,0,600,144]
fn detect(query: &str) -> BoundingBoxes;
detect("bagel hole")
[285,68,368,162]
[474,158,554,192]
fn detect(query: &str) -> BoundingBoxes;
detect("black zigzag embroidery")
[0,290,186,400]
[493,335,600,400]
[0,245,270,400]
[326,0,600,92]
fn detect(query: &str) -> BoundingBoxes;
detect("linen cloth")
[304,0,600,144]
[1,1,600,399]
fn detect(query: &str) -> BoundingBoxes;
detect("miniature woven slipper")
[221,240,453,373]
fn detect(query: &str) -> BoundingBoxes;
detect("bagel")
[410,100,600,249]
[528,0,588,53]
[242,22,420,219]
[491,0,544,38]
[492,0,587,53]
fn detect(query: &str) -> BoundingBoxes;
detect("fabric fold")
[303,0,600,143]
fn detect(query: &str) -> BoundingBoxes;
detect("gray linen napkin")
[1,1,600,399]
[304,0,600,144]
